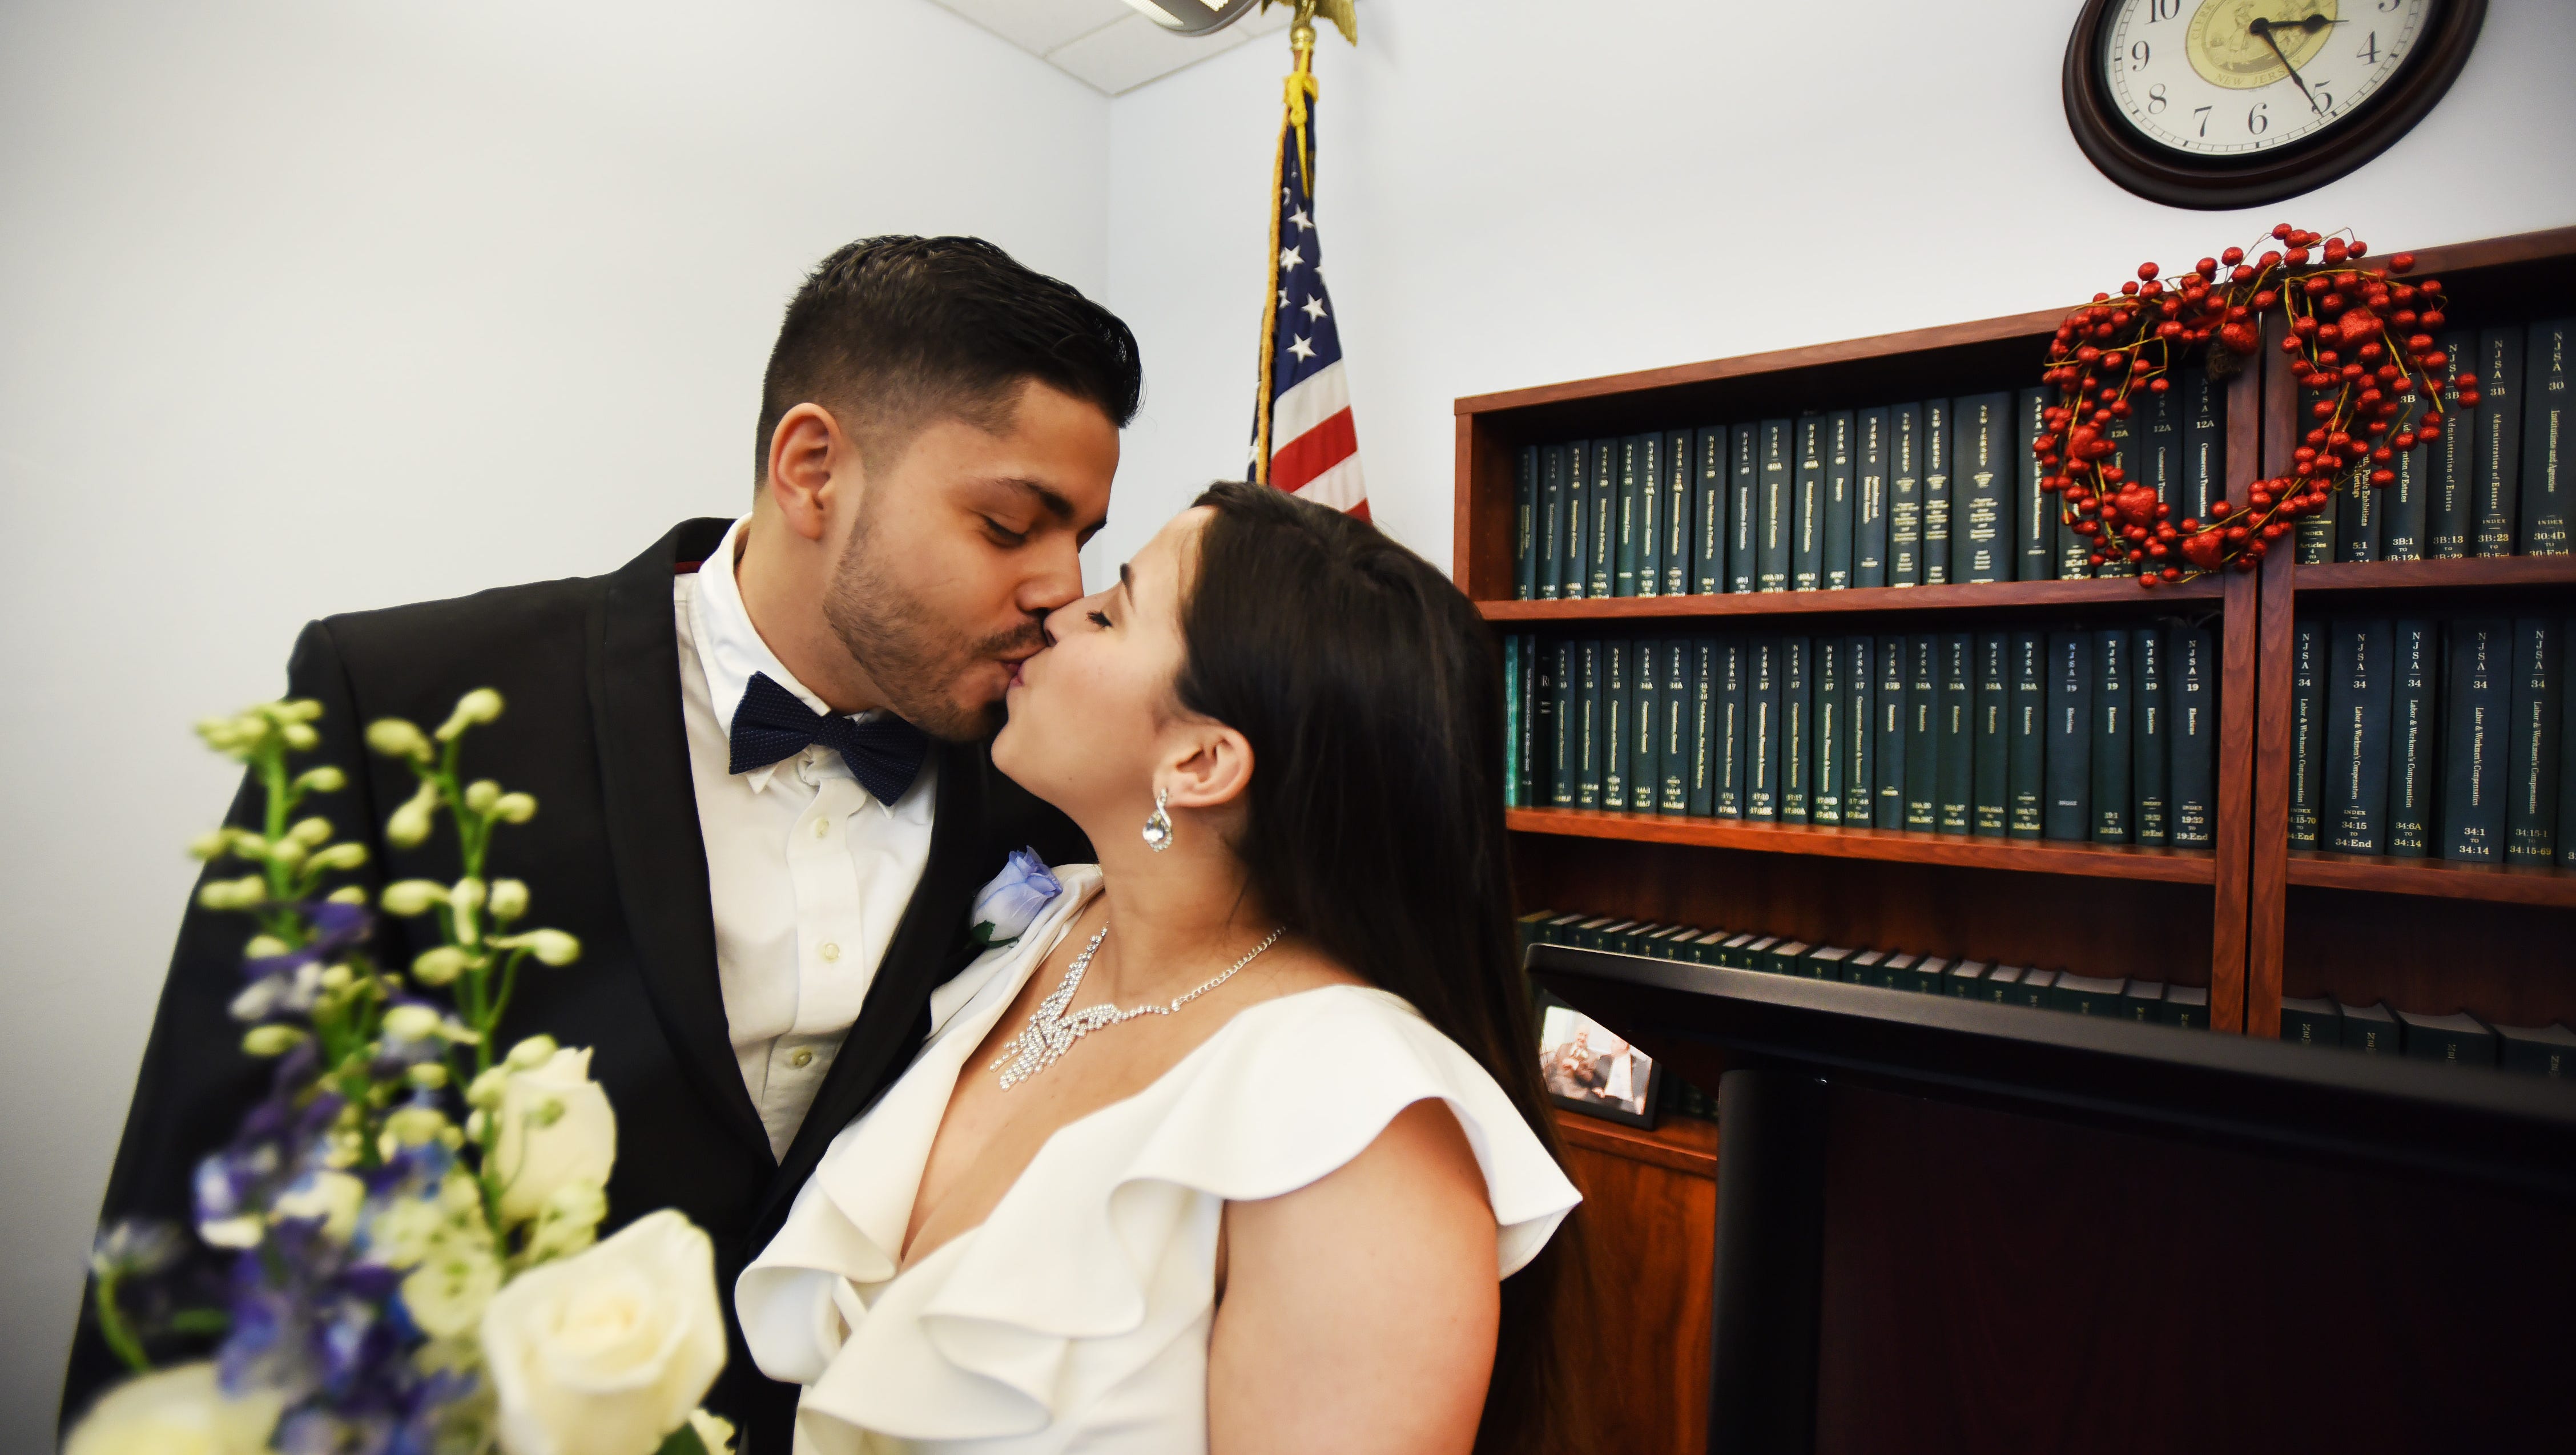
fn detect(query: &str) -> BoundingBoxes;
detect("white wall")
[1098,0,2576,576]
[0,0,1106,1434]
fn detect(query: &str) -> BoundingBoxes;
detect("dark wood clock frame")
[2063,0,2486,209]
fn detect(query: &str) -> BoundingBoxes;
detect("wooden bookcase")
[1458,223,2576,1043]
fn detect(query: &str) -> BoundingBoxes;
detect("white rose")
[493,1046,617,1224]
[63,1362,285,1455]
[480,1210,727,1455]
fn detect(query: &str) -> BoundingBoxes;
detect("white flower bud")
[382,1004,442,1042]
[242,1025,307,1057]
[198,876,268,911]
[289,816,333,847]
[463,779,501,813]
[187,829,233,862]
[523,929,581,967]
[280,723,320,751]
[295,765,347,794]
[492,792,538,824]
[307,842,368,872]
[505,1035,560,1071]
[244,934,291,959]
[466,1066,510,1110]
[385,780,440,849]
[279,699,325,723]
[326,885,369,905]
[410,946,471,986]
[466,1107,490,1142]
[319,963,354,992]
[381,879,448,916]
[450,877,488,911]
[432,688,505,742]
[267,837,308,865]
[379,1105,450,1155]
[366,718,434,763]
[228,835,271,861]
[486,879,529,922]
[408,1062,450,1091]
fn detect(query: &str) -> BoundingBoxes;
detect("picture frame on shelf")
[1539,996,1662,1130]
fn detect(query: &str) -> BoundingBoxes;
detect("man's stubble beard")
[819,510,1045,743]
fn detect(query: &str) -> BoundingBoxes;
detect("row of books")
[1505,378,2220,596]
[1517,908,2211,1027]
[2286,616,2573,864]
[2305,320,2573,563]
[2277,995,2574,1077]
[1501,626,2221,847]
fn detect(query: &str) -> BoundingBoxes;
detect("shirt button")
[790,1048,815,1069]
[811,819,831,839]
[819,942,842,962]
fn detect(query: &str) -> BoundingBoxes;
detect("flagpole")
[1252,3,1319,487]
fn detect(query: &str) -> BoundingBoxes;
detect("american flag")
[1251,74,1367,518]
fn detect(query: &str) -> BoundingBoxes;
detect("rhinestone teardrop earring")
[1141,788,1173,852]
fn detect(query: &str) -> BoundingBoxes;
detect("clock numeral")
[2247,100,2269,135]
[2192,104,2212,137]
[2149,0,2181,19]
[2314,86,2333,113]
[2357,30,2380,63]
[2146,83,2169,114]
[2130,39,2151,70]
[2377,0,2401,10]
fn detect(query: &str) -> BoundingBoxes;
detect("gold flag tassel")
[1251,0,1353,487]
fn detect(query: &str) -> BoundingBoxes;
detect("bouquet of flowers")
[70,691,730,1455]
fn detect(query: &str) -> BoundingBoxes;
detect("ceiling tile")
[931,0,1132,60]
[927,0,1298,96]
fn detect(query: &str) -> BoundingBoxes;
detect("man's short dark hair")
[755,235,1142,479]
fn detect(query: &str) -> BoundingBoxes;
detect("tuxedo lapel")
[587,518,772,1162]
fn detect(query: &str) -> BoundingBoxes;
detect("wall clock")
[2064,0,2486,208]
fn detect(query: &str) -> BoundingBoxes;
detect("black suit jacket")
[62,519,1089,1452]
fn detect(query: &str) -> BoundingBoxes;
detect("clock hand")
[2249,17,2327,116]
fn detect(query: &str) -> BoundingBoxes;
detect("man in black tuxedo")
[63,236,1136,1452]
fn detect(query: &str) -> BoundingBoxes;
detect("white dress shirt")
[674,517,937,1160]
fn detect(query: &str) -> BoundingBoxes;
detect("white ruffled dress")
[735,866,1581,1454]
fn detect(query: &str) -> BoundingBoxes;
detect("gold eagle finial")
[1259,0,1357,47]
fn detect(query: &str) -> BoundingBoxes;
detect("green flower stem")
[94,1269,148,1374]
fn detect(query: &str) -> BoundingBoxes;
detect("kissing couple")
[77,236,1583,1455]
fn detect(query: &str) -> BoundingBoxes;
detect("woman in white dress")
[736,482,1587,1454]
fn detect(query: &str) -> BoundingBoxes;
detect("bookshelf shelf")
[1507,808,2219,884]
[2287,556,2576,595]
[1552,1107,1720,1178]
[1477,576,2223,623]
[2284,852,2576,908]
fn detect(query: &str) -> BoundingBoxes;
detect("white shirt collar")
[689,515,920,801]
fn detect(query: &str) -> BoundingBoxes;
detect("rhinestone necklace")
[989,923,1287,1090]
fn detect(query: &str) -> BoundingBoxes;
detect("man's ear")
[1159,724,1254,813]
[765,403,851,543]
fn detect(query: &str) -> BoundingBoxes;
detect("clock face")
[2102,0,2434,158]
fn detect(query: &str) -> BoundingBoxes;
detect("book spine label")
[1748,636,1780,821]
[2506,618,2562,862]
[2045,630,2091,841]
[2009,630,2045,838]
[2287,620,2324,848]
[1757,420,1793,593]
[1513,447,1538,600]
[1973,631,2009,836]
[1549,639,1575,808]
[2383,429,2428,561]
[2144,385,2180,546]
[1953,392,2012,583]
[2431,331,2477,559]
[1824,410,1857,590]
[1561,441,1589,598]
[1888,402,1923,587]
[1846,634,1874,828]
[1780,635,1812,821]
[2441,620,2509,861]
[1663,429,1693,595]
[1717,635,1748,819]
[1615,436,1643,598]
[2474,327,2524,557]
[1688,637,1717,817]
[2016,386,2054,583]
[1937,632,1973,834]
[2324,618,2393,854]
[1603,639,1630,810]
[1694,426,1730,593]
[1855,408,1890,587]
[1921,399,1952,584]
[1637,433,1664,597]
[2181,365,2222,527]
[2091,628,2131,841]
[1539,445,1567,598]
[2133,627,2170,845]
[1588,438,1617,597]
[2388,619,2436,856]
[1792,417,1825,591]
[1504,635,1522,807]
[2334,472,2381,563]
[2526,319,2573,555]
[1729,427,1760,593]
[1874,635,1907,829]
[1577,638,1603,809]
[1630,636,1660,812]
[1524,636,1549,811]
[1905,634,1939,830]
[2171,626,2216,849]
[1812,636,1844,825]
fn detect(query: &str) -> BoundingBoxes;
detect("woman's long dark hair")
[1177,482,1591,1455]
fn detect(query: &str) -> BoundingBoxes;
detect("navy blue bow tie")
[727,671,928,805]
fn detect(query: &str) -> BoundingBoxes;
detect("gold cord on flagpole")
[1251,0,1349,488]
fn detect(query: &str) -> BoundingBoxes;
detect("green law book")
[1561,440,1592,599]
[1537,911,1587,947]
[1792,416,1826,592]
[2122,979,2166,1023]
[1946,960,1991,998]
[1629,636,1659,812]
[2279,994,2340,1047]
[2016,385,2055,582]
[1613,434,1645,598]
[2132,627,2169,846]
[1922,398,1953,583]
[2383,419,2429,560]
[1588,437,1619,598]
[1693,426,1730,593]
[2179,365,2223,529]
[1906,956,1953,995]
[2441,619,2509,862]
[2563,624,2576,869]
[2334,471,2381,563]
[1515,908,1555,959]
[1503,635,1521,807]
[1973,631,2009,836]
[2299,424,2338,565]
[2287,619,2325,849]
[1514,447,1539,599]
[1595,921,1640,953]
[1748,635,1781,822]
[1757,419,1794,592]
[1548,639,1575,808]
[1812,636,1846,826]
[1524,636,1552,810]
[2395,1009,2497,1069]
[1846,634,1875,829]
[2052,972,2129,1017]
[2143,381,2179,523]
[1844,949,1886,985]
[1875,634,1909,829]
[2388,619,2437,857]
[1766,940,1813,974]
[2165,984,2209,1030]
[1602,640,1631,812]
[1661,638,1693,815]
[2526,319,2573,554]
[1780,635,1813,822]
[1716,636,1748,819]
[1688,636,1717,817]
[2170,624,2216,849]
[1889,401,1925,586]
[2473,326,2523,558]
[1663,429,1694,595]
[2324,617,2394,855]
[1855,407,1891,587]
[2012,968,2059,1009]
[2044,630,2091,841]
[2097,402,2136,577]
[1734,935,1780,970]
[1636,432,1664,596]
[1905,634,1939,831]
[1983,964,2026,1004]
[1568,916,1615,950]
[2339,1000,2401,1055]
[1576,639,1603,809]
[2009,630,2046,838]
[1689,929,1735,965]
[1538,444,1568,598]
[1806,945,1855,981]
[2091,628,2132,843]
[1950,390,2014,583]
[1729,425,1761,593]
[1823,410,1857,589]
[2506,618,2562,863]
[2430,330,2477,559]
[1873,952,1918,992]
[2497,1021,2576,1078]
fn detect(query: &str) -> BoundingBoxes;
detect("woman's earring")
[1141,788,1174,853]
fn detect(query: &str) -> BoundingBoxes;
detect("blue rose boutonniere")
[968,848,1061,949]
